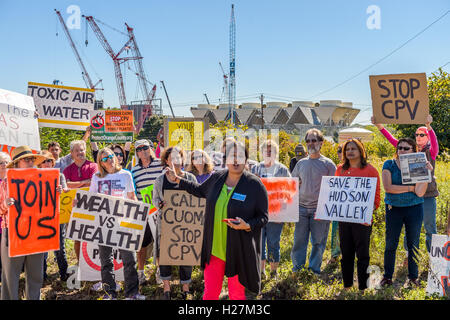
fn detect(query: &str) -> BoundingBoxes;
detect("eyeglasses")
[397,146,411,151]
[0,161,8,166]
[101,154,115,162]
[21,157,36,163]
[305,139,318,143]
[42,159,54,164]
[136,145,149,152]
[415,133,427,137]
[114,152,124,158]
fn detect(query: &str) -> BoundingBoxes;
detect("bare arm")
[381,169,413,194]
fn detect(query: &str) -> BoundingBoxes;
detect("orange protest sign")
[7,168,60,257]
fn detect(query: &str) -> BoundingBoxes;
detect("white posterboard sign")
[399,152,431,184]
[78,242,125,281]
[261,177,299,223]
[426,234,450,297]
[315,176,377,225]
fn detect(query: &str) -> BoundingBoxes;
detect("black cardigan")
[179,169,268,294]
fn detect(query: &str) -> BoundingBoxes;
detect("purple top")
[380,127,439,160]
[196,172,212,184]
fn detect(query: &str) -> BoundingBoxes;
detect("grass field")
[33,160,450,300]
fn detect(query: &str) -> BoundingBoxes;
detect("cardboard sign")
[164,117,208,152]
[28,82,95,130]
[159,190,205,266]
[0,88,40,156]
[261,177,299,223]
[90,110,134,143]
[78,242,125,281]
[59,187,89,224]
[140,184,159,240]
[315,176,377,225]
[7,168,60,257]
[66,190,150,251]
[369,73,429,124]
[426,235,450,297]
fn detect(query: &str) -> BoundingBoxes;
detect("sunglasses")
[136,145,149,152]
[101,154,115,162]
[114,152,124,158]
[305,139,318,143]
[415,133,427,137]
[397,146,411,151]
[42,159,54,164]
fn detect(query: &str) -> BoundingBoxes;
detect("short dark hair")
[395,138,418,158]
[47,141,61,149]
[224,141,249,164]
[304,128,324,142]
[160,146,185,168]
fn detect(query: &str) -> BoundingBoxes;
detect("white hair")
[0,152,11,163]
[70,140,86,151]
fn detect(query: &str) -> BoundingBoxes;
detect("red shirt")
[63,160,98,183]
[335,163,381,210]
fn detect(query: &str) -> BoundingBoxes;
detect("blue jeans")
[43,224,69,279]
[330,221,341,258]
[261,222,284,263]
[291,206,330,274]
[384,203,423,280]
[403,197,436,252]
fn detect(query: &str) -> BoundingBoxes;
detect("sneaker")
[404,278,419,288]
[125,293,146,300]
[92,281,103,292]
[380,277,393,287]
[138,271,146,285]
[162,291,171,300]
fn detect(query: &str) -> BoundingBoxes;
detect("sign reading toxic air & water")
[27,82,95,130]
[315,176,377,225]
[66,190,150,251]
[426,234,450,297]
[369,73,429,124]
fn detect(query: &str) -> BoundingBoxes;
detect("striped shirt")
[131,159,164,201]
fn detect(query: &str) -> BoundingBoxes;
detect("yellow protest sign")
[60,187,89,224]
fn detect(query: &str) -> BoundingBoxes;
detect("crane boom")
[229,4,236,124]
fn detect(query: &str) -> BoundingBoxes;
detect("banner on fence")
[7,168,60,257]
[315,176,377,225]
[261,177,299,223]
[426,234,450,297]
[28,82,95,130]
[77,242,125,281]
[0,88,40,156]
[90,110,134,143]
[59,187,89,224]
[159,190,205,266]
[66,190,150,251]
[369,73,429,124]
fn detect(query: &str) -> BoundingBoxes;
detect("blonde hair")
[96,147,122,178]
[187,149,214,175]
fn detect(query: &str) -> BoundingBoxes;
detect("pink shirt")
[63,160,98,183]
[380,128,439,160]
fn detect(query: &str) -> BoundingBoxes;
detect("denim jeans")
[330,221,341,258]
[159,265,192,284]
[261,222,284,263]
[403,197,436,253]
[384,203,423,280]
[98,245,139,298]
[291,205,330,274]
[43,224,68,279]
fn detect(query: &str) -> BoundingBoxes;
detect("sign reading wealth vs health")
[261,177,299,223]
[27,82,95,130]
[160,190,205,266]
[426,235,450,297]
[90,110,134,143]
[369,73,429,124]
[7,168,60,257]
[67,190,150,251]
[315,176,377,225]
[0,88,41,156]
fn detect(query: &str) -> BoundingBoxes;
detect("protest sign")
[369,73,429,124]
[159,190,205,266]
[140,184,158,240]
[0,88,40,156]
[315,176,377,224]
[90,110,134,143]
[66,190,150,251]
[7,168,60,257]
[399,152,431,184]
[261,177,299,223]
[78,242,125,281]
[59,187,89,224]
[426,235,450,297]
[27,82,95,130]
[164,117,208,151]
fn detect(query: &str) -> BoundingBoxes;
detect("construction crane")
[54,9,102,91]
[219,62,229,104]
[229,4,236,124]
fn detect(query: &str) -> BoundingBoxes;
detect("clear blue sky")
[1,0,449,125]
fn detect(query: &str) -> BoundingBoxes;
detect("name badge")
[232,193,246,201]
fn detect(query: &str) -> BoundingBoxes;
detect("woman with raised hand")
[166,140,268,300]
[335,139,380,291]
[152,146,197,300]
[380,138,432,288]
[89,147,146,300]
[372,115,439,252]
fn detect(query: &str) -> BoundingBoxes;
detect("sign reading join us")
[369,73,429,124]
[27,82,95,131]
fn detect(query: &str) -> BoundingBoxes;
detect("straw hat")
[35,150,56,166]
[7,146,46,168]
